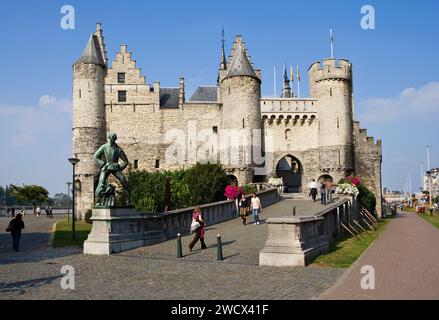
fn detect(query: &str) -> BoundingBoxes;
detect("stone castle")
[72,24,383,216]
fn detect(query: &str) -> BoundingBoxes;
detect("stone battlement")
[308,58,352,83]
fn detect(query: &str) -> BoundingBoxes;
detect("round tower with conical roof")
[72,26,107,217]
[219,36,262,184]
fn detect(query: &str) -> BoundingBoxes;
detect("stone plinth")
[259,216,330,267]
[83,208,166,255]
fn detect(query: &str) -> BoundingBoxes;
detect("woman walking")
[239,194,250,225]
[188,206,207,251]
[6,213,25,252]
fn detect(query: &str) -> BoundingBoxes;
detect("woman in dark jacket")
[6,213,25,252]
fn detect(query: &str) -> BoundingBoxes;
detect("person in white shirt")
[250,194,262,225]
[309,179,318,202]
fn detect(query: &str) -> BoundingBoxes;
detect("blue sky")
[1,0,438,195]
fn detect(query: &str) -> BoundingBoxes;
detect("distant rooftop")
[189,86,218,102]
[159,88,179,109]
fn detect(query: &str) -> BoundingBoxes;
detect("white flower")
[268,177,284,187]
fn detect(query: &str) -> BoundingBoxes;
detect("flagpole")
[296,65,300,98]
[273,66,276,97]
[330,27,334,59]
[290,65,294,97]
[282,64,286,98]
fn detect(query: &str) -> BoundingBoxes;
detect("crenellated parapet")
[308,58,352,84]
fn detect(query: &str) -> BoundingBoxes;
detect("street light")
[66,182,72,222]
[68,157,80,241]
[426,170,433,206]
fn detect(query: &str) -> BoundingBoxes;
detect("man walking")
[309,179,318,202]
[250,193,262,225]
[320,181,327,205]
[6,213,25,252]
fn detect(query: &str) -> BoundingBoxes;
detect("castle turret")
[308,58,354,176]
[72,30,107,217]
[220,36,261,184]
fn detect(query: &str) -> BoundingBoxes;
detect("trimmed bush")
[128,163,228,212]
[357,183,377,215]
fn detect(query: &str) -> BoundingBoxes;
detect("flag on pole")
[296,65,301,82]
[290,65,294,82]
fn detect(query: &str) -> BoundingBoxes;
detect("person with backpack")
[6,213,25,252]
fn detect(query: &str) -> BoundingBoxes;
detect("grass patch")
[53,219,92,248]
[312,219,391,268]
[420,213,439,229]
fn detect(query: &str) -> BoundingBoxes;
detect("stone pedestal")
[83,208,166,255]
[259,216,329,267]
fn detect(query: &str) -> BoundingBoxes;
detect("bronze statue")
[94,133,130,207]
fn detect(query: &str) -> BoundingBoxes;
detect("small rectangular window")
[134,160,138,169]
[118,91,127,102]
[155,159,160,169]
[213,126,218,134]
[117,73,126,84]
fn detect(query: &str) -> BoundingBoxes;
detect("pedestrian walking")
[309,179,318,202]
[49,207,53,218]
[21,207,26,216]
[188,206,207,251]
[239,194,250,225]
[36,207,41,217]
[320,181,327,205]
[326,180,334,202]
[5,213,25,252]
[11,206,15,218]
[45,207,50,218]
[250,193,262,225]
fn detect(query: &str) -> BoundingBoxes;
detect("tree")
[10,185,49,214]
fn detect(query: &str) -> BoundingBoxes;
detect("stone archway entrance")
[276,155,302,193]
[318,174,334,185]
[227,175,238,186]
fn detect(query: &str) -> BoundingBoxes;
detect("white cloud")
[0,95,72,147]
[357,82,439,124]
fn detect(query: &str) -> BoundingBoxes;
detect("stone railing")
[259,196,360,266]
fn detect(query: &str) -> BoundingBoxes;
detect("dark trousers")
[189,228,206,250]
[310,189,317,201]
[11,232,21,252]
[321,192,327,205]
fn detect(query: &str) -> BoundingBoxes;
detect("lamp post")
[427,170,433,206]
[66,182,72,222]
[68,157,80,241]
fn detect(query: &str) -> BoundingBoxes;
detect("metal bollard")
[176,233,183,258]
[216,234,223,261]
[293,206,296,216]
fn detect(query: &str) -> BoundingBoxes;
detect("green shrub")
[84,209,93,224]
[128,163,228,212]
[242,184,257,195]
[357,183,377,215]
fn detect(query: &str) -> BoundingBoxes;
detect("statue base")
[83,208,166,255]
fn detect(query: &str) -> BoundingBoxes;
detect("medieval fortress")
[72,24,383,216]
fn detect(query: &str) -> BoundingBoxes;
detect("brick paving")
[319,211,439,300]
[0,198,345,300]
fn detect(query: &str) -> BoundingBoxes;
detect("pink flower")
[224,185,242,200]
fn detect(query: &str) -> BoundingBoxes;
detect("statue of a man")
[94,133,130,207]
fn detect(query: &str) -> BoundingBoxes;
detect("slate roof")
[159,88,180,109]
[224,44,258,80]
[75,34,106,66]
[189,86,218,102]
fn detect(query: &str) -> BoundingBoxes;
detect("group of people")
[188,193,263,251]
[308,179,336,205]
[3,206,54,218]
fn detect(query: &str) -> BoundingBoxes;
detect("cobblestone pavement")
[319,211,439,300]
[0,214,62,254]
[0,198,345,300]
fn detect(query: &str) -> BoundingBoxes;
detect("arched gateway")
[276,155,303,193]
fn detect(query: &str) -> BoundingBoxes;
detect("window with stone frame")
[118,90,127,102]
[117,73,126,84]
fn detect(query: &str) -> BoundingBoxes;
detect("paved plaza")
[0,199,345,300]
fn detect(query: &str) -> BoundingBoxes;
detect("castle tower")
[220,35,262,184]
[72,30,107,218]
[308,58,354,178]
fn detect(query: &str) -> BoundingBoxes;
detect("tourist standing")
[11,206,15,218]
[188,206,207,251]
[45,207,50,218]
[309,179,318,202]
[320,181,327,205]
[36,207,41,217]
[239,194,249,225]
[49,207,53,218]
[6,213,25,252]
[250,193,262,225]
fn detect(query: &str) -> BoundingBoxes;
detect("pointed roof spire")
[283,64,289,82]
[223,36,258,81]
[219,26,227,70]
[74,34,106,66]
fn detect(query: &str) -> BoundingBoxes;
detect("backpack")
[5,220,14,232]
